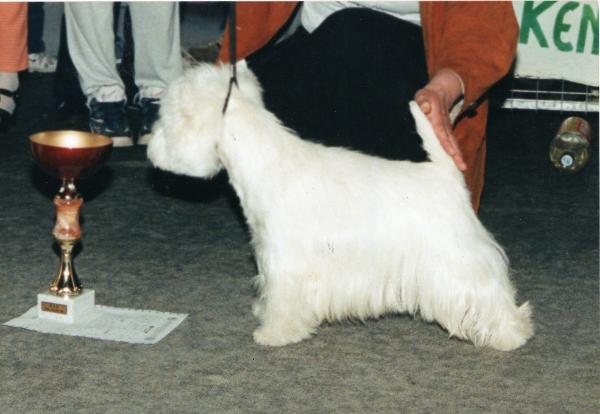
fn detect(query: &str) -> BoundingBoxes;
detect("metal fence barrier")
[501,76,599,112]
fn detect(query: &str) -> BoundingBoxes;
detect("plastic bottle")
[549,116,592,173]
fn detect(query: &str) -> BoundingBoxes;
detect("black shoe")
[0,89,17,134]
[135,96,160,145]
[89,98,133,147]
[0,108,15,134]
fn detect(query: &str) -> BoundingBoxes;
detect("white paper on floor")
[3,305,187,344]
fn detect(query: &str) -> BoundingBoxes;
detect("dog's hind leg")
[252,273,320,346]
[421,252,534,351]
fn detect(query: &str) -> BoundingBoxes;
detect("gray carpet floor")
[0,72,598,413]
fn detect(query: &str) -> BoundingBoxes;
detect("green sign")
[519,1,598,55]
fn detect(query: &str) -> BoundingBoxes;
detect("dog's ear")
[237,59,249,72]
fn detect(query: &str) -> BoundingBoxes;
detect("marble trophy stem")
[50,178,84,296]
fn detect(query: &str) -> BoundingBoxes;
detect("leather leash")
[222,2,238,115]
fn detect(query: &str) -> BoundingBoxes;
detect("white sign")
[5,304,188,344]
[513,1,599,86]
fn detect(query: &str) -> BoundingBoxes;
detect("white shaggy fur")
[148,62,534,351]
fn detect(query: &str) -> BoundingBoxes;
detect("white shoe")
[28,53,58,73]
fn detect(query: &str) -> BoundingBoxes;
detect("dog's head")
[147,62,263,178]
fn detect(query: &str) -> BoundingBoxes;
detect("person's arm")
[415,68,466,171]
[417,2,519,170]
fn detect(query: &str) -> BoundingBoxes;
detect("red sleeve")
[421,2,519,111]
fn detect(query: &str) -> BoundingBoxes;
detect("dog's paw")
[253,324,312,347]
[487,302,534,351]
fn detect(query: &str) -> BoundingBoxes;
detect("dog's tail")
[409,101,456,170]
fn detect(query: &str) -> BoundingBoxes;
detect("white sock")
[138,86,165,100]
[87,85,127,105]
[0,72,18,113]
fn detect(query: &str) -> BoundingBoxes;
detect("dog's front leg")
[252,274,319,347]
[253,313,316,347]
[251,274,266,319]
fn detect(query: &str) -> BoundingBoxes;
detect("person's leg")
[27,3,57,73]
[27,2,45,54]
[129,1,182,143]
[0,2,28,72]
[129,1,182,98]
[51,14,88,129]
[0,72,19,133]
[65,2,132,146]
[64,2,125,101]
[249,8,429,161]
[0,2,27,132]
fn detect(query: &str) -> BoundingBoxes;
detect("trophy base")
[37,290,95,324]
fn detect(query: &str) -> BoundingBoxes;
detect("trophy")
[30,131,112,323]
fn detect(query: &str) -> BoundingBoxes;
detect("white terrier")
[147,63,533,351]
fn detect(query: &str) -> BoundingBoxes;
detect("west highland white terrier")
[147,63,533,351]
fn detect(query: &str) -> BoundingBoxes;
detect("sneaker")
[28,52,57,73]
[88,98,133,147]
[135,96,160,145]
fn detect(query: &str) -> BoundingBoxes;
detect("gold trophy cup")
[30,131,112,322]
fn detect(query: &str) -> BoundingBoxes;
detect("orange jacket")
[219,2,519,211]
[0,2,28,72]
